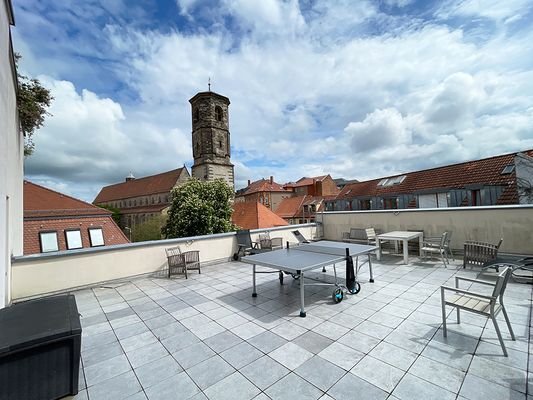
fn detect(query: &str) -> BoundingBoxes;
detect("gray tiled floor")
[71,256,532,400]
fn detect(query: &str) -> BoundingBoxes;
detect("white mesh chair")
[440,267,515,356]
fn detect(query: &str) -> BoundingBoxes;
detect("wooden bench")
[463,239,503,268]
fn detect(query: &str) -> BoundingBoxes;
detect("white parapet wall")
[11,224,317,301]
[319,205,533,255]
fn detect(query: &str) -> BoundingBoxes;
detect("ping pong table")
[240,241,377,317]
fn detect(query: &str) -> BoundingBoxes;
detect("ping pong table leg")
[252,264,257,298]
[368,254,374,283]
[299,271,306,317]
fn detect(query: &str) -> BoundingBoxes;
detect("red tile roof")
[239,178,289,196]
[94,168,186,203]
[337,150,533,204]
[232,202,288,229]
[23,181,129,254]
[24,181,111,218]
[284,175,328,188]
[24,216,129,255]
[276,195,328,219]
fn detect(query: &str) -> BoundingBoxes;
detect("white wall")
[0,0,22,308]
[11,224,316,300]
[321,205,533,255]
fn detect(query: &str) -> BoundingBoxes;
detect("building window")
[383,197,398,209]
[215,106,223,121]
[88,228,105,247]
[359,199,371,210]
[193,108,200,122]
[39,231,59,253]
[152,197,155,204]
[65,229,83,250]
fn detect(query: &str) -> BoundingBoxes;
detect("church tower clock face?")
[189,90,234,189]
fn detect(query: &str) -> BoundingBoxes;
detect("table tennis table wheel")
[279,271,284,285]
[332,288,344,303]
[348,282,361,295]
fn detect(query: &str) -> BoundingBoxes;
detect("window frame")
[39,231,59,253]
[64,229,83,250]
[88,227,105,247]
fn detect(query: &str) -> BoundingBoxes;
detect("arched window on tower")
[215,106,223,121]
[193,108,200,123]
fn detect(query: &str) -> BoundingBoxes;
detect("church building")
[93,89,235,233]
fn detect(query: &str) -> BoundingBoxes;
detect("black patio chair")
[233,229,269,260]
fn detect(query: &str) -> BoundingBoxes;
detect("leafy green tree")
[163,178,237,238]
[15,54,54,156]
[96,204,122,225]
[132,215,167,242]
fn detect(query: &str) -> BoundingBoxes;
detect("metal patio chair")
[440,267,515,356]
[233,229,268,260]
[258,232,283,251]
[165,246,200,279]
[421,231,450,268]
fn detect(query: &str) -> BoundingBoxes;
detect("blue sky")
[13,0,533,201]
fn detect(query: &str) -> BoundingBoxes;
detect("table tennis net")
[292,243,350,257]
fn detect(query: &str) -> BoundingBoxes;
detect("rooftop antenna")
[208,77,211,92]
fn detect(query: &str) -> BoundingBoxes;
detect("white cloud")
[437,0,532,22]
[16,0,533,199]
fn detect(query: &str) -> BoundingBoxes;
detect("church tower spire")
[189,90,235,189]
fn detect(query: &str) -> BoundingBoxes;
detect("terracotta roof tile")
[240,178,289,196]
[284,175,328,188]
[24,181,110,218]
[337,150,533,202]
[232,202,288,229]
[275,196,309,218]
[23,181,129,254]
[94,168,187,203]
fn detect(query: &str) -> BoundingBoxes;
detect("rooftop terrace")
[68,255,531,400]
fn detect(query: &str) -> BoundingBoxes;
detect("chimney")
[247,179,251,186]
[125,172,135,182]
[270,176,273,184]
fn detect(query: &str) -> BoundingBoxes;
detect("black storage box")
[0,295,82,400]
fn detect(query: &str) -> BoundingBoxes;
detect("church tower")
[189,90,235,189]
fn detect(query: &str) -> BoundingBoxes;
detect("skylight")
[378,175,406,187]
[501,165,515,174]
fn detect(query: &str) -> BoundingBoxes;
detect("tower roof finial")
[208,77,211,92]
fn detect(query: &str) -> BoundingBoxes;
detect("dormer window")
[215,106,223,121]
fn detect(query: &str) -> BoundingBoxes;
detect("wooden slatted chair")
[165,246,201,279]
[440,267,515,356]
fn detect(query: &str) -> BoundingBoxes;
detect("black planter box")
[0,295,82,400]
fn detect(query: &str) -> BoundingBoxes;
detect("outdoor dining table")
[376,231,424,264]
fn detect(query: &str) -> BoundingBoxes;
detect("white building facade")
[0,0,23,308]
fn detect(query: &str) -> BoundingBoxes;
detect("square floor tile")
[350,355,404,393]
[126,341,169,368]
[459,373,524,400]
[173,342,215,370]
[204,372,260,400]
[186,355,235,390]
[269,342,313,371]
[240,355,290,390]
[84,354,131,387]
[144,371,200,400]
[247,331,287,353]
[409,355,465,393]
[265,373,323,400]
[295,356,345,391]
[204,330,243,353]
[368,341,418,371]
[318,342,364,371]
[87,371,142,400]
[293,331,333,354]
[328,371,388,400]
[392,373,455,400]
[135,355,182,389]
[220,341,263,369]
